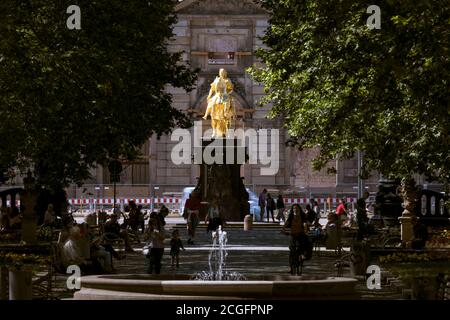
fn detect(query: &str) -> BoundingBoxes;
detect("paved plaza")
[45,215,405,300]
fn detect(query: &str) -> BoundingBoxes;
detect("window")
[421,195,427,215]
[208,52,235,65]
[430,196,436,215]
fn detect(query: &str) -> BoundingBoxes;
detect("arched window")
[421,195,427,215]
[440,199,445,216]
[430,196,436,215]
[16,194,21,212]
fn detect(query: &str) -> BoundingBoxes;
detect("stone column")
[8,270,32,300]
[398,177,418,246]
[21,173,38,245]
[10,172,37,300]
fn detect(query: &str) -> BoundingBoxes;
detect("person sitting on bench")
[104,214,134,252]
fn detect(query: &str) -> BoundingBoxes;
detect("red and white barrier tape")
[0,198,356,207]
[65,197,355,206]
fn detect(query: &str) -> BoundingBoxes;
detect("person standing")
[144,218,165,274]
[43,204,55,226]
[170,229,185,268]
[258,189,267,222]
[205,199,223,233]
[137,205,145,234]
[266,193,276,223]
[276,194,286,223]
[356,192,370,240]
[304,204,316,225]
[283,204,312,275]
[158,205,169,229]
[313,201,321,219]
[184,193,201,245]
[336,198,348,226]
[128,201,139,233]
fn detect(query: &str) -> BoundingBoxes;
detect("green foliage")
[0,0,197,189]
[250,0,450,183]
[379,251,450,264]
[0,252,50,270]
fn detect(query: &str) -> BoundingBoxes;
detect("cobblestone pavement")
[36,217,405,300]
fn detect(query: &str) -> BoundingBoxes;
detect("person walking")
[258,189,267,222]
[170,229,185,268]
[276,194,286,223]
[266,193,276,223]
[184,193,201,245]
[283,204,313,275]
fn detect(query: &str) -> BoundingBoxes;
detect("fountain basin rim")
[80,274,359,286]
[75,274,360,300]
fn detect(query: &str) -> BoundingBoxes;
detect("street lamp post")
[357,151,365,199]
[95,186,100,212]
[154,186,160,211]
[113,181,117,213]
[103,186,109,210]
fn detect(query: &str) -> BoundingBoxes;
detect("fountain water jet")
[192,226,246,281]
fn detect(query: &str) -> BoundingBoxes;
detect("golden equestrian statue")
[203,68,236,138]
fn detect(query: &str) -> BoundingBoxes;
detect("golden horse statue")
[203,68,236,138]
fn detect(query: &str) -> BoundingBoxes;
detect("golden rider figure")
[203,68,236,138]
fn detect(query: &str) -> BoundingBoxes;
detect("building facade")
[64,0,379,201]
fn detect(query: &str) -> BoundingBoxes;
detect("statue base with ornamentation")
[192,138,249,222]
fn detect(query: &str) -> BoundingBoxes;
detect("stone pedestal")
[399,215,414,246]
[21,215,37,244]
[193,138,249,221]
[9,270,32,300]
[398,177,418,247]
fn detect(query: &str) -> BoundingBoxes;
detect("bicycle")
[289,242,305,275]
[284,231,311,275]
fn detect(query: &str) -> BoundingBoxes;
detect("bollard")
[244,214,253,231]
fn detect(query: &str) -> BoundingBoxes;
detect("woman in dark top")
[304,204,316,225]
[265,194,276,223]
[283,204,313,274]
[276,194,286,222]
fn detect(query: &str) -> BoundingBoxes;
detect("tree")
[0,0,197,192]
[250,0,450,188]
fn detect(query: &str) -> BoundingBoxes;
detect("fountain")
[74,226,360,300]
[192,226,246,281]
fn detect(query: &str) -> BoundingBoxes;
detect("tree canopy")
[250,0,450,184]
[0,0,197,189]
